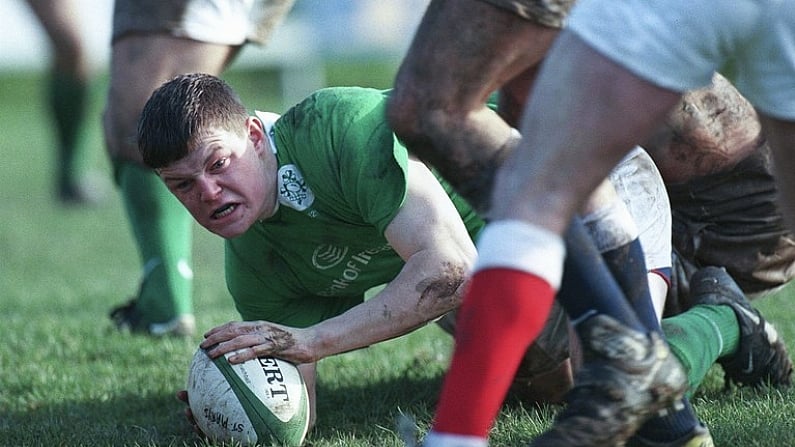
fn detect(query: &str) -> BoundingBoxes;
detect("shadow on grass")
[3,373,444,446]
[312,371,443,440]
[2,362,564,446]
[1,391,194,446]
[311,368,557,446]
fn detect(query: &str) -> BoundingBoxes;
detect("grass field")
[1,64,795,446]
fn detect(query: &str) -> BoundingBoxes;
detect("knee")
[387,84,460,166]
[52,40,88,76]
[385,86,425,142]
[102,102,145,165]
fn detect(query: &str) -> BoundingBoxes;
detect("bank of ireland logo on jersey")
[278,164,314,211]
[312,244,349,270]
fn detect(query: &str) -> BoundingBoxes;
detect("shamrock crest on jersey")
[278,164,315,211]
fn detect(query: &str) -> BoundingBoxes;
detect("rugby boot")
[110,298,196,337]
[627,422,714,447]
[690,266,793,387]
[57,172,108,206]
[530,314,688,447]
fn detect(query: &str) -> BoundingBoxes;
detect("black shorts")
[666,143,795,314]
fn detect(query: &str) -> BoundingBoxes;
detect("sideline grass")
[1,66,795,446]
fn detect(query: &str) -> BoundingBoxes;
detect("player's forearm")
[308,252,468,359]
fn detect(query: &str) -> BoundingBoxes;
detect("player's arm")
[202,157,476,363]
[302,156,478,357]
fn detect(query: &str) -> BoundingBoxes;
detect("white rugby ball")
[186,348,310,446]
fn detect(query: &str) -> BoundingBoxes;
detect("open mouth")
[212,203,238,220]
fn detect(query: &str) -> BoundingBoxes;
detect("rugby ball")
[186,348,310,446]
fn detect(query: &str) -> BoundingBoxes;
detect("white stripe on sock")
[474,220,565,289]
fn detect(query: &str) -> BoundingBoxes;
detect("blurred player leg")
[25,0,104,204]
[104,35,237,335]
[102,0,294,336]
[388,0,563,213]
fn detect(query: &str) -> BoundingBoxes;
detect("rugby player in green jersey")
[137,73,790,440]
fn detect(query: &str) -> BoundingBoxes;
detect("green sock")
[117,162,194,325]
[50,71,88,187]
[662,304,740,396]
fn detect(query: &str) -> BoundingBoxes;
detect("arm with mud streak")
[201,157,477,364]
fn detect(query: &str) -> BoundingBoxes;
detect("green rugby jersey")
[226,87,484,327]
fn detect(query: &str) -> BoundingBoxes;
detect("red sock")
[433,268,556,437]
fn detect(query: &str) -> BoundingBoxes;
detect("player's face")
[158,118,278,238]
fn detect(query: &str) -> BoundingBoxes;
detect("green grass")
[1,66,795,446]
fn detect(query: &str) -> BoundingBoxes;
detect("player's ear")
[246,116,268,156]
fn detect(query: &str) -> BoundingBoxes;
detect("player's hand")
[176,390,205,439]
[200,320,316,365]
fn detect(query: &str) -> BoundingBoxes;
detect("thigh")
[103,35,240,162]
[395,0,561,107]
[25,0,86,68]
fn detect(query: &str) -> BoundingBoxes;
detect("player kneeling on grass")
[137,73,792,441]
[140,73,482,431]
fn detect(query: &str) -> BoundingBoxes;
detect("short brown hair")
[138,73,249,169]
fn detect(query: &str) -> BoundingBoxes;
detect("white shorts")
[567,0,795,120]
[113,0,295,46]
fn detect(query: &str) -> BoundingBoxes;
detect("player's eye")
[172,179,193,192]
[210,157,229,172]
